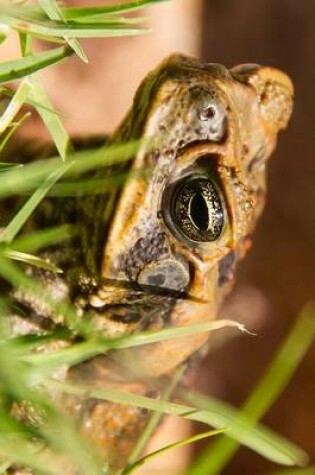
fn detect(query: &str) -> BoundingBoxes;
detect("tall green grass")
[0,1,313,474]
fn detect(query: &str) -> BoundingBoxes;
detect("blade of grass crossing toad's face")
[2,161,73,243]
[127,365,186,466]
[47,378,306,468]
[0,140,139,198]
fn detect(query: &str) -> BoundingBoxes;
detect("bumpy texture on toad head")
[88,54,293,378]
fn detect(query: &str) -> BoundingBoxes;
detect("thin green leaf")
[0,87,65,117]
[19,319,253,373]
[0,162,23,171]
[0,79,29,133]
[15,0,169,20]
[37,0,88,63]
[27,76,73,160]
[48,379,307,468]
[0,257,81,331]
[19,31,33,56]
[46,164,149,197]
[127,366,186,466]
[64,0,170,19]
[1,13,150,39]
[0,250,62,273]
[72,15,148,25]
[0,363,103,475]
[0,140,140,198]
[112,319,253,348]
[2,161,72,242]
[6,224,73,253]
[124,429,227,474]
[0,111,31,153]
[0,45,72,84]
[0,23,10,44]
[188,305,315,474]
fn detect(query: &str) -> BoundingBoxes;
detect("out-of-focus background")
[1,1,314,473]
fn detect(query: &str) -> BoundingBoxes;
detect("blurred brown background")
[1,0,314,473]
[199,1,315,473]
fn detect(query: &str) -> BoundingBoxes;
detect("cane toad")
[3,55,293,472]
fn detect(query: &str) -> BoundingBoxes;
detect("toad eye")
[165,176,224,243]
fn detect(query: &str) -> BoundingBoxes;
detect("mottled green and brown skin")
[4,55,293,472]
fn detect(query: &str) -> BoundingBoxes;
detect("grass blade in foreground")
[6,224,72,253]
[37,0,88,63]
[27,76,73,160]
[17,0,170,21]
[19,320,252,373]
[188,305,315,475]
[1,13,150,39]
[123,429,227,475]
[48,378,305,468]
[0,250,62,273]
[0,45,72,84]
[0,140,139,198]
[126,366,185,466]
[0,79,29,133]
[2,162,72,242]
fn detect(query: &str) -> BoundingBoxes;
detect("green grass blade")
[63,0,170,19]
[124,429,227,474]
[127,366,185,466]
[17,0,169,20]
[37,0,88,63]
[0,111,31,153]
[1,13,150,39]
[2,162,72,243]
[19,31,33,56]
[1,87,65,116]
[48,379,307,468]
[188,305,315,474]
[0,257,81,331]
[19,320,252,373]
[27,76,73,160]
[6,224,72,253]
[0,140,139,198]
[0,23,10,45]
[183,390,307,473]
[0,79,29,133]
[0,352,104,475]
[0,162,23,171]
[0,45,72,84]
[0,249,62,273]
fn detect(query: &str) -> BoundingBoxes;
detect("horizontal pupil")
[189,193,209,231]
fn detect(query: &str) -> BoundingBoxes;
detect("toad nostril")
[137,258,190,292]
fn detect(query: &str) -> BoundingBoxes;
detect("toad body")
[3,55,293,472]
